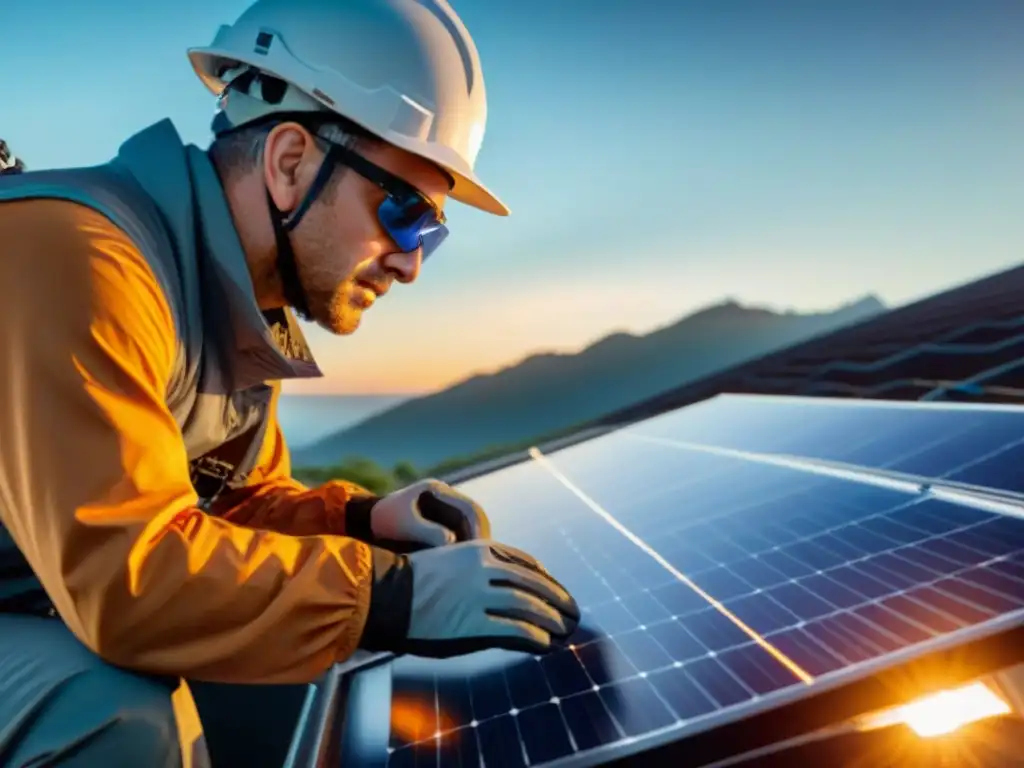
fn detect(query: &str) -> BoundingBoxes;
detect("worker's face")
[263,124,450,335]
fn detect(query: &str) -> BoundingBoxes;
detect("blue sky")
[5,0,1024,393]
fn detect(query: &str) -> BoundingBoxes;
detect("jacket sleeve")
[205,384,380,537]
[0,199,393,684]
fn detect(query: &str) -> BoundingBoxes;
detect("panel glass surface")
[385,398,1024,768]
[628,395,1024,495]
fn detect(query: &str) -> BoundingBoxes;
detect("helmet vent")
[254,30,273,55]
[312,88,336,107]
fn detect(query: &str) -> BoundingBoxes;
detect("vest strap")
[189,418,268,511]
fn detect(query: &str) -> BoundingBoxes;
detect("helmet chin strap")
[265,144,344,321]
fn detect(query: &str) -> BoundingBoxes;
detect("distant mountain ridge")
[293,294,887,469]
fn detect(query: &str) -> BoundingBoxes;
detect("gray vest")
[0,119,323,612]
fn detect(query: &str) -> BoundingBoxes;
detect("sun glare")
[861,681,1012,738]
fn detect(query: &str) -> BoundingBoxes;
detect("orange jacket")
[0,198,389,684]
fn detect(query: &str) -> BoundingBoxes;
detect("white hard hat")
[188,0,508,216]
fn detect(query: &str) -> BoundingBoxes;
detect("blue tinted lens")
[419,226,449,261]
[378,196,447,256]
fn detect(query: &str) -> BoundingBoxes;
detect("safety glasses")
[324,141,449,261]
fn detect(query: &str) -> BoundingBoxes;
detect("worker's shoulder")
[0,196,137,248]
[0,197,173,321]
[0,196,156,277]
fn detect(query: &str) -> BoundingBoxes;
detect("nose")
[382,246,423,285]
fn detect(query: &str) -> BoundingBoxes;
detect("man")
[0,1,580,766]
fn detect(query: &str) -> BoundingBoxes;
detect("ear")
[262,122,321,214]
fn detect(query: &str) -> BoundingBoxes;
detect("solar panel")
[624,395,1024,496]
[384,395,1024,767]
[734,318,1024,401]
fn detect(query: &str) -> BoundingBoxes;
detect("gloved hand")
[345,478,490,551]
[359,540,580,657]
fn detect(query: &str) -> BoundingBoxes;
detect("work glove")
[359,540,581,658]
[345,478,490,552]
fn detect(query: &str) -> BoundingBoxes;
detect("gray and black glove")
[360,540,580,657]
[346,479,490,552]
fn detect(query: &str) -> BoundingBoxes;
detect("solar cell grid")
[385,398,1024,768]
[628,395,1024,496]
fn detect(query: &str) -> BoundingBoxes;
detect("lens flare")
[860,681,1011,737]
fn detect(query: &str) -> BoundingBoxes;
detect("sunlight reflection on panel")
[858,680,1012,737]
